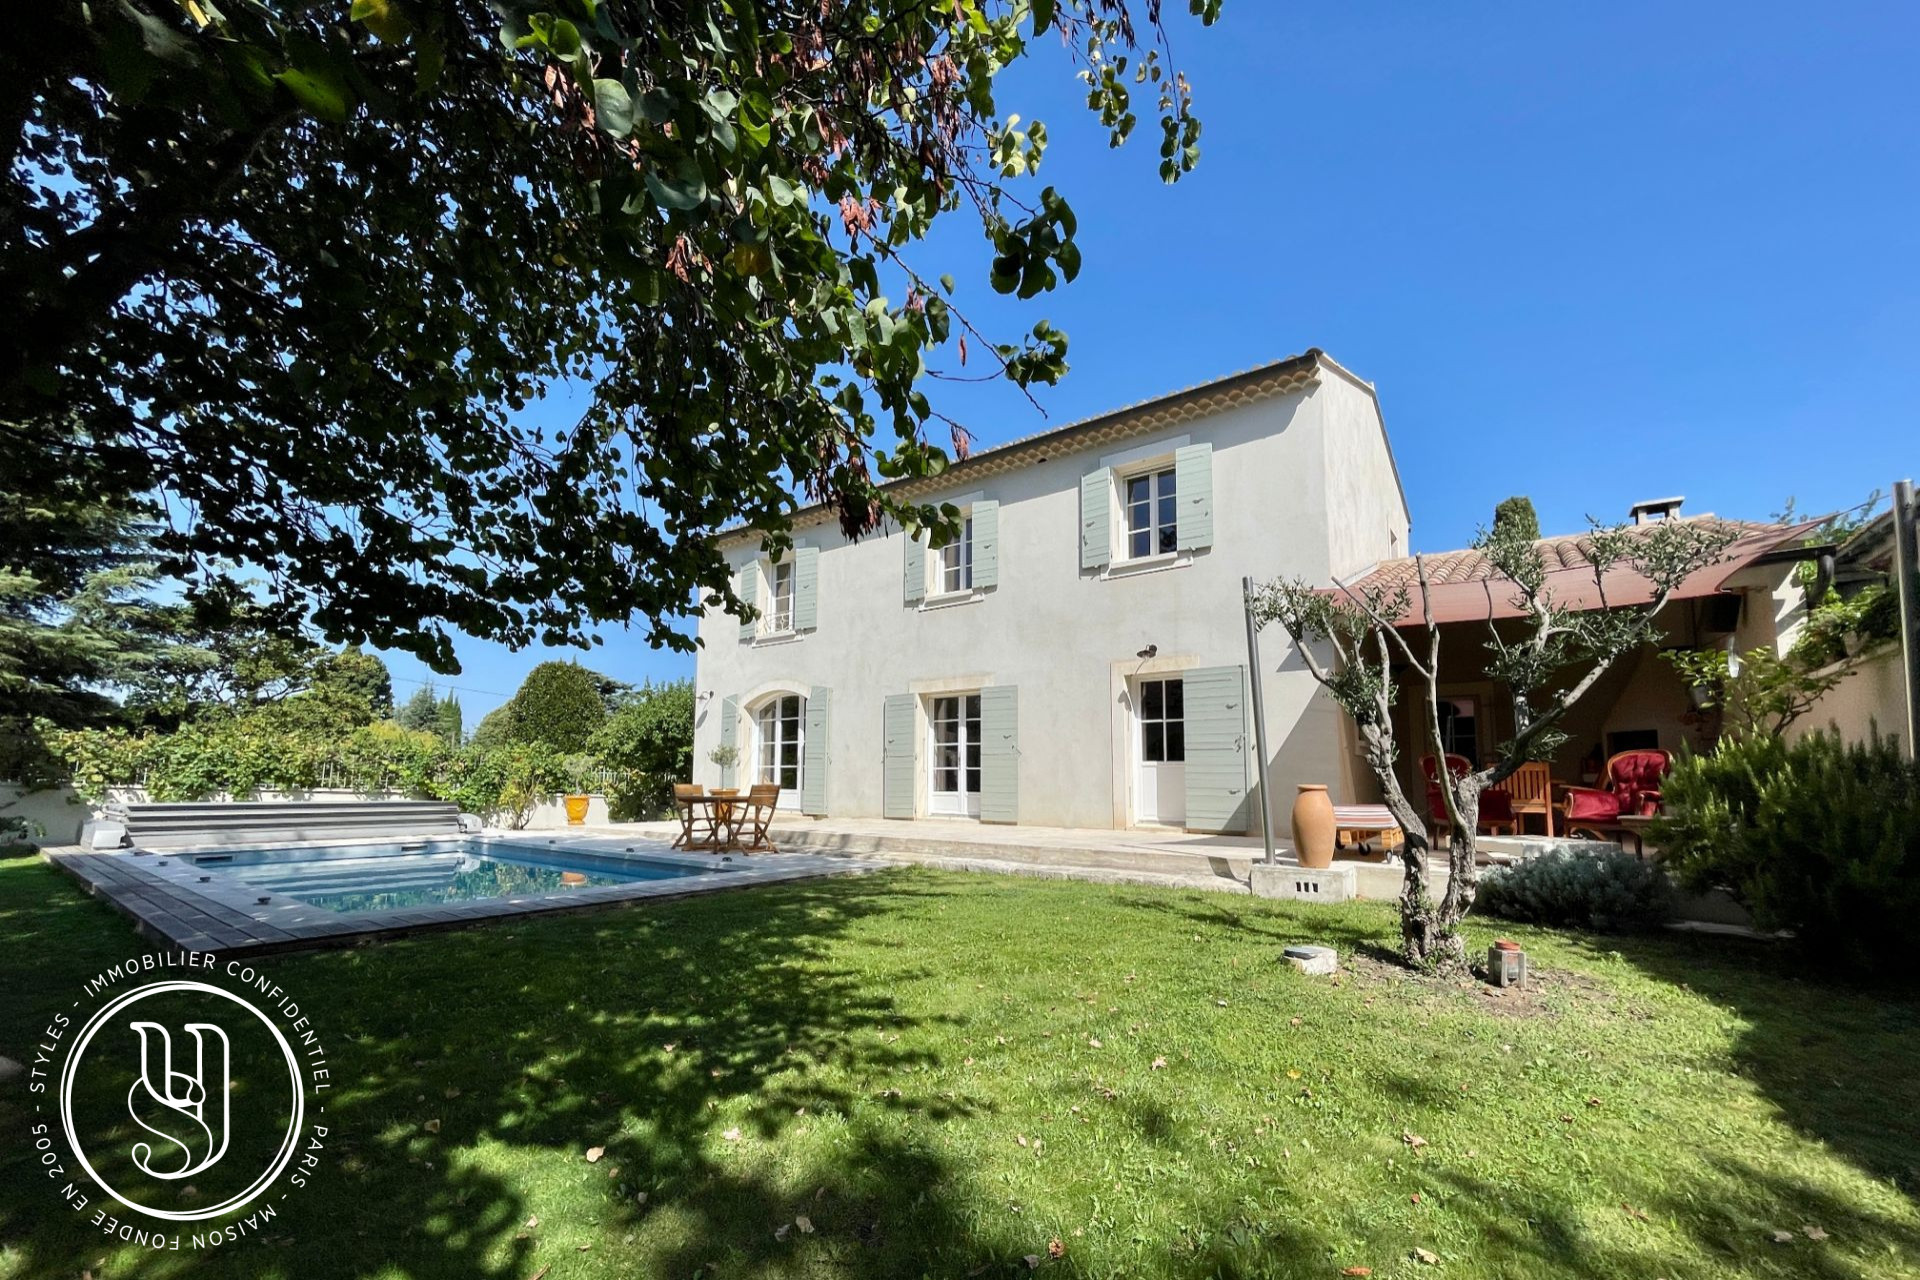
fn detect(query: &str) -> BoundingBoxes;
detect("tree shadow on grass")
[1599,929,1920,1202]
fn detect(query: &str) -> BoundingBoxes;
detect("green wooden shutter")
[794,545,820,631]
[719,695,739,789]
[903,533,926,605]
[802,688,830,815]
[980,685,1019,824]
[1175,443,1214,551]
[882,694,917,818]
[1183,665,1249,833]
[972,500,999,588]
[1080,469,1111,569]
[737,565,757,642]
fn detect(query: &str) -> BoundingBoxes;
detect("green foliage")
[1656,731,1920,975]
[1491,495,1541,542]
[470,703,517,747]
[395,684,442,733]
[314,647,393,718]
[7,0,1220,670]
[590,680,694,820]
[1666,644,1851,740]
[0,493,158,784]
[506,662,608,753]
[118,591,329,729]
[1788,584,1899,669]
[49,693,565,827]
[1478,848,1674,931]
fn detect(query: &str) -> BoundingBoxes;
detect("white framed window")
[765,560,795,634]
[936,516,974,595]
[1122,466,1178,560]
[928,693,982,816]
[1139,677,1186,763]
[755,694,805,792]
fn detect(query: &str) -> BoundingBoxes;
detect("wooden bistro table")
[683,792,748,853]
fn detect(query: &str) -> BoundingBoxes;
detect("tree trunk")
[1403,782,1483,974]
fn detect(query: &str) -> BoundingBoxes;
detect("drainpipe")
[1893,479,1920,761]
[1242,576,1277,865]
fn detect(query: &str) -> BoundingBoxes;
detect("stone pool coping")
[43,833,892,958]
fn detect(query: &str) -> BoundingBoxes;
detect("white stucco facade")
[690,351,1411,832]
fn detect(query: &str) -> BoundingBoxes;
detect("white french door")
[928,693,982,817]
[754,694,804,808]
[1135,677,1186,826]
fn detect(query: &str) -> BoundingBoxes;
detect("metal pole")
[1242,576,1278,865]
[1892,479,1920,761]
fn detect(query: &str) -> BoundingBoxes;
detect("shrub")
[506,661,608,752]
[589,680,694,821]
[1655,730,1920,974]
[1477,847,1673,931]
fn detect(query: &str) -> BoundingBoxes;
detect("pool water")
[183,839,722,913]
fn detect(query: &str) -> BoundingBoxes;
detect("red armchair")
[1559,749,1672,828]
[1421,754,1516,839]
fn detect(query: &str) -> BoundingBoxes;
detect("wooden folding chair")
[1502,761,1555,836]
[740,784,781,852]
[672,783,709,849]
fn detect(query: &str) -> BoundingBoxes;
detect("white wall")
[1788,646,1909,752]
[692,368,1408,829]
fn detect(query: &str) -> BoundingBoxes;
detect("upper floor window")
[937,516,974,594]
[1124,467,1178,559]
[766,560,795,634]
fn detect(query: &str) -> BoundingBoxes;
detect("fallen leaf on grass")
[526,1267,550,1280]
[775,1224,792,1242]
[444,1087,461,1099]
[722,1128,742,1142]
[585,1146,605,1163]
[1412,1247,1439,1264]
[1048,1236,1065,1259]
[1016,1134,1029,1147]
[1770,1229,1796,1244]
[1803,1225,1829,1241]
[1024,1254,1042,1270]
[1622,1203,1649,1222]
[796,1215,815,1234]
[1151,1056,1168,1070]
[576,1243,591,1252]
[1402,1132,1428,1149]
[1586,1096,1602,1107]
[1340,1268,1372,1277]
[525,1214,539,1229]
[1088,1037,1103,1048]
[423,1118,441,1134]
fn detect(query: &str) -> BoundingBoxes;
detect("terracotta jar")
[1291,784,1336,869]
[563,794,591,825]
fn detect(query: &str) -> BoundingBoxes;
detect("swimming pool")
[52,833,875,957]
[179,838,731,913]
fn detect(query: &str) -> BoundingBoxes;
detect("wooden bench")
[1331,804,1404,854]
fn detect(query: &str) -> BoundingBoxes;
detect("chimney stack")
[1629,496,1685,525]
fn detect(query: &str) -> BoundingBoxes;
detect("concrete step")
[764,822,1262,881]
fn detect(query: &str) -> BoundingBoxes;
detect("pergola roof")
[1338,517,1821,627]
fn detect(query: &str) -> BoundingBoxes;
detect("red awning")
[1336,520,1816,628]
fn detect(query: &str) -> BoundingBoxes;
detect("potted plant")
[560,754,598,826]
[707,744,741,796]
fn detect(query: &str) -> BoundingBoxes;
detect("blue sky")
[380,0,1920,721]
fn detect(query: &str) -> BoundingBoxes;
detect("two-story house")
[691,349,1410,833]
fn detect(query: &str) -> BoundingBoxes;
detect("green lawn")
[3,854,1918,1280]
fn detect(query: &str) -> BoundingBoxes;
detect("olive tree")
[1247,517,1737,972]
